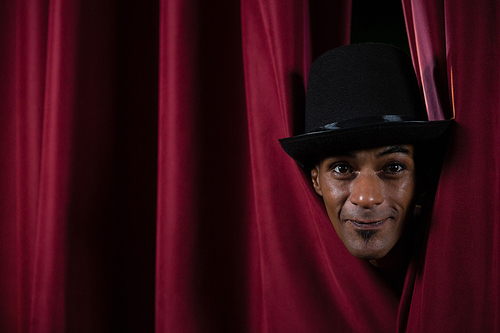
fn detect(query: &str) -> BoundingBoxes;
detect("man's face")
[311,145,416,261]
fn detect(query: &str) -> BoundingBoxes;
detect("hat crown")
[305,43,427,133]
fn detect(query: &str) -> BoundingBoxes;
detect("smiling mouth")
[347,219,388,230]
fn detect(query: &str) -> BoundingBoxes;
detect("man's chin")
[351,251,385,261]
[339,228,399,261]
[346,242,391,261]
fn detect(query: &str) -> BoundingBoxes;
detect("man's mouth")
[346,218,388,229]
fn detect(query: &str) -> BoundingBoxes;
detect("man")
[279,43,451,289]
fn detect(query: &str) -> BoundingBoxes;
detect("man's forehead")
[325,144,414,159]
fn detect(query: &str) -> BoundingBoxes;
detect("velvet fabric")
[1,0,499,332]
[401,1,500,331]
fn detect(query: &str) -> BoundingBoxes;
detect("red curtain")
[1,1,158,331]
[2,0,499,332]
[401,1,500,332]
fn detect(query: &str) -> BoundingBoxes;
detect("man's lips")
[346,218,388,229]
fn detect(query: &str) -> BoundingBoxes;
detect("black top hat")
[279,43,452,168]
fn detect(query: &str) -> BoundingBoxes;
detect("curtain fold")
[401,1,500,331]
[1,2,20,331]
[15,1,48,329]
[30,1,82,329]
[156,1,250,331]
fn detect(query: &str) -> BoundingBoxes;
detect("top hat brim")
[279,119,453,168]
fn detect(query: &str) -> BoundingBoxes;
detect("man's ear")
[311,165,323,196]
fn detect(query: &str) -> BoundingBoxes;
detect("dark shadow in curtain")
[111,1,159,331]
[191,1,250,331]
[291,72,306,138]
[62,0,158,332]
[109,1,158,331]
[309,0,352,59]
[0,1,17,330]
[65,1,118,331]
[351,0,410,54]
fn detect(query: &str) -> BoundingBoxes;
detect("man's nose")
[349,172,384,208]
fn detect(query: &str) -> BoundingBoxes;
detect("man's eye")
[385,163,406,173]
[331,164,352,174]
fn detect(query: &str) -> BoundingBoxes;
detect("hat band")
[310,115,420,133]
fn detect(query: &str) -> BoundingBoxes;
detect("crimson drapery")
[401,1,500,331]
[1,0,499,332]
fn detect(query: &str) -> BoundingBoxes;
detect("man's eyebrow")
[377,145,412,157]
